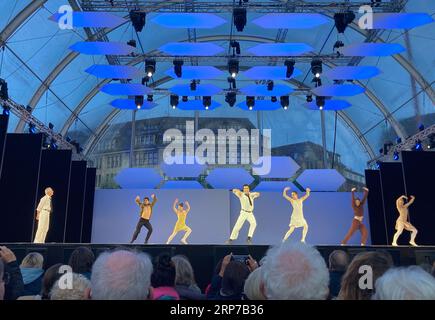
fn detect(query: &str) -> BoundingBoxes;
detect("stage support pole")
[129,109,136,167]
[320,110,327,168]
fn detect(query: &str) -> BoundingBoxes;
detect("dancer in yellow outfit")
[166,198,192,244]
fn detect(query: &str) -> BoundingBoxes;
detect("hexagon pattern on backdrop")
[296,169,346,191]
[253,156,300,178]
[161,181,204,189]
[254,181,299,192]
[206,168,254,189]
[115,168,162,189]
[161,156,206,178]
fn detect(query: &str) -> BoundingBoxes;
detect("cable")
[331,111,338,169]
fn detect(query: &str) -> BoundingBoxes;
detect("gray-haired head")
[243,267,266,300]
[91,249,153,300]
[261,241,329,300]
[373,266,435,300]
[50,273,91,300]
[172,255,196,287]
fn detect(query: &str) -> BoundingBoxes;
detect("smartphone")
[231,254,250,265]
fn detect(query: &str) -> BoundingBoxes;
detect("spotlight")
[0,79,8,100]
[66,136,71,143]
[334,11,355,34]
[134,95,144,109]
[190,80,197,91]
[246,96,255,110]
[396,137,402,144]
[129,10,146,32]
[316,96,325,109]
[203,96,212,110]
[127,39,136,48]
[145,59,156,77]
[230,40,241,55]
[312,77,322,87]
[271,96,277,103]
[280,96,289,110]
[147,95,153,102]
[267,80,274,91]
[233,8,247,32]
[333,40,344,51]
[141,76,150,85]
[284,60,295,78]
[393,152,399,161]
[418,123,425,131]
[227,77,237,89]
[311,59,322,78]
[170,95,179,109]
[375,161,381,169]
[173,60,183,78]
[2,105,10,116]
[49,138,58,150]
[28,123,37,134]
[182,96,188,102]
[48,122,54,130]
[225,92,237,107]
[228,59,239,78]
[26,105,32,113]
[306,95,313,103]
[427,134,435,149]
[414,140,423,151]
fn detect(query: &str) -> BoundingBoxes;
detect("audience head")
[68,247,95,274]
[41,263,65,299]
[91,249,152,300]
[243,267,266,300]
[221,261,250,297]
[0,259,4,300]
[373,266,435,300]
[172,255,196,287]
[338,251,393,300]
[418,263,432,275]
[151,252,176,288]
[50,273,91,300]
[261,242,329,300]
[20,252,44,269]
[432,262,435,278]
[329,250,350,272]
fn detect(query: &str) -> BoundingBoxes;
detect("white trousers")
[34,211,50,243]
[230,210,257,240]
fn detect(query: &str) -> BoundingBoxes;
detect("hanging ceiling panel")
[252,13,329,29]
[151,13,226,28]
[70,41,136,55]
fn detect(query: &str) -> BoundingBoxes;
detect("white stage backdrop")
[92,190,371,245]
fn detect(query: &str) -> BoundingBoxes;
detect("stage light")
[427,134,435,149]
[280,96,289,110]
[312,77,322,87]
[233,8,247,32]
[271,96,277,103]
[28,123,37,134]
[333,40,344,51]
[170,94,179,109]
[182,96,188,102]
[141,76,150,85]
[227,77,237,89]
[334,11,355,34]
[2,104,10,116]
[418,123,425,131]
[225,92,236,107]
[246,96,255,110]
[0,79,8,100]
[375,161,381,169]
[266,80,274,91]
[414,140,423,151]
[284,60,295,78]
[49,138,58,150]
[393,152,399,161]
[135,95,144,109]
[173,60,183,78]
[147,95,153,102]
[25,105,32,113]
[311,59,322,78]
[66,136,71,143]
[316,96,325,109]
[203,96,212,110]
[48,122,54,130]
[228,59,239,78]
[127,39,136,48]
[396,137,402,144]
[230,40,241,55]
[145,59,156,77]
[306,95,313,103]
[129,11,146,32]
[190,80,197,91]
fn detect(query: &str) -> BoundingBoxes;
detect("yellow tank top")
[176,211,187,226]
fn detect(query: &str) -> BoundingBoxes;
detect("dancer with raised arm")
[34,187,54,243]
[282,187,311,243]
[166,199,192,244]
[130,193,157,244]
[392,195,418,247]
[226,184,260,245]
[341,187,369,246]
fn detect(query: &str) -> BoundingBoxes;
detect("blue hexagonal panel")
[304,99,351,111]
[159,42,224,56]
[161,156,206,178]
[206,168,254,189]
[115,168,162,189]
[240,84,294,97]
[296,169,345,191]
[151,13,226,28]
[70,41,136,55]
[253,156,300,178]
[110,99,157,110]
[312,84,365,97]
[169,84,222,96]
[243,66,302,80]
[252,13,329,29]
[161,181,204,189]
[324,66,381,80]
[165,66,224,80]
[236,99,281,111]
[85,65,141,79]
[101,83,152,96]
[248,43,313,56]
[372,13,433,29]
[50,12,127,28]
[341,43,405,57]
[254,181,299,192]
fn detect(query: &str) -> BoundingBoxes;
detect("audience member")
[328,250,350,298]
[151,252,179,300]
[68,247,95,280]
[20,252,44,296]
[50,273,91,300]
[0,246,24,300]
[0,259,4,300]
[243,267,266,300]
[172,255,204,300]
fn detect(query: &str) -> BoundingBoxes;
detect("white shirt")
[234,191,259,212]
[37,195,52,212]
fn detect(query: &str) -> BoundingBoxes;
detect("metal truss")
[78,0,405,13]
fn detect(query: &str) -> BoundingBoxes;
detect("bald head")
[91,250,153,300]
[329,250,350,272]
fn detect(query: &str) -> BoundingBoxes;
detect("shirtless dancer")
[282,187,311,243]
[392,195,418,247]
[341,187,369,246]
[166,199,192,244]
[130,194,157,244]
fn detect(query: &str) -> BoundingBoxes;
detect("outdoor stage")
[3,243,435,291]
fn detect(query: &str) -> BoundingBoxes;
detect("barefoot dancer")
[341,187,369,246]
[392,195,418,247]
[166,199,192,244]
[282,187,311,243]
[130,194,157,244]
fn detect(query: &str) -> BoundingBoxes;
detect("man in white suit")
[34,187,54,243]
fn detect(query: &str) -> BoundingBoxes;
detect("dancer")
[341,187,369,246]
[166,199,192,244]
[130,193,157,244]
[392,195,418,246]
[34,187,54,243]
[282,187,311,243]
[226,184,260,245]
